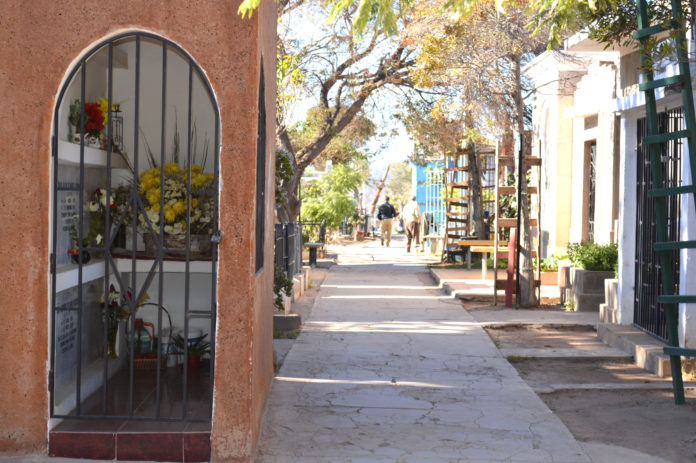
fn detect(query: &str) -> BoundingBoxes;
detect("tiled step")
[49,420,210,462]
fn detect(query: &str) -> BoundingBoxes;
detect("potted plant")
[172,333,211,370]
[565,241,618,311]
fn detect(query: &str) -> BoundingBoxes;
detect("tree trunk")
[463,132,483,239]
[369,165,391,215]
[513,53,537,307]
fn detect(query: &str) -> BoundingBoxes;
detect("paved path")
[256,237,593,462]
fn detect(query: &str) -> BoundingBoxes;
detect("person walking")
[377,196,397,246]
[403,195,421,253]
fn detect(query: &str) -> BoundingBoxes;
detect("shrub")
[567,241,618,271]
[532,254,567,272]
[274,265,293,311]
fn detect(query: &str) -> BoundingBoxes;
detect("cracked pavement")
[256,237,595,462]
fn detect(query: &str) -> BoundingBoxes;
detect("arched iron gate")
[50,32,220,422]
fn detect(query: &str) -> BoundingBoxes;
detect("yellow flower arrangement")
[138,163,214,236]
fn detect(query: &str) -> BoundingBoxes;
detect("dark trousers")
[406,221,420,252]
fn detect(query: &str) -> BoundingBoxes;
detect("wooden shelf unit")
[492,141,542,305]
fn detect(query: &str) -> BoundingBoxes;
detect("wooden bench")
[304,242,323,266]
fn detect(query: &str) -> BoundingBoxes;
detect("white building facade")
[529,32,696,347]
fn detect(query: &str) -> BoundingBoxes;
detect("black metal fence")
[634,109,682,341]
[274,220,327,280]
[274,223,302,278]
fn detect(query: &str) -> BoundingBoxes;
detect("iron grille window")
[587,141,597,242]
[256,63,267,273]
[634,109,682,341]
[50,32,220,422]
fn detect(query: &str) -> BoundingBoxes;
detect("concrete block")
[294,274,304,297]
[292,277,302,302]
[570,268,615,294]
[597,324,671,377]
[283,294,292,314]
[569,268,615,311]
[574,293,606,312]
[604,279,618,309]
[274,313,301,331]
[599,304,617,324]
[302,266,311,290]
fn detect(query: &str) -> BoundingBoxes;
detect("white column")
[617,112,638,325]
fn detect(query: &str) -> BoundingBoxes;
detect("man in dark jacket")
[377,196,397,246]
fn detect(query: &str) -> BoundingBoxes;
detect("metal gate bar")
[634,111,682,342]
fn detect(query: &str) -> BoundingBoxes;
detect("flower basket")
[143,232,212,259]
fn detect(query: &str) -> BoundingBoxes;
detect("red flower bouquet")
[84,102,105,137]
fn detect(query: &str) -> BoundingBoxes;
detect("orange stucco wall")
[0,2,276,461]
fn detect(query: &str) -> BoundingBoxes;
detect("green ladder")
[635,0,696,404]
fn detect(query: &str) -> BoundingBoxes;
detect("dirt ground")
[481,316,696,463]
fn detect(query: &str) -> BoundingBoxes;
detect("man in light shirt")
[402,196,421,253]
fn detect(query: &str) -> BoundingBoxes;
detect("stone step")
[597,323,671,377]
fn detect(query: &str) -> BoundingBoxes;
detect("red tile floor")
[50,365,211,462]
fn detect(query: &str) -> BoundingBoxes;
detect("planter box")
[540,271,557,286]
[568,268,615,312]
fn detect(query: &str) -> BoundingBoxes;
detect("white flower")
[89,201,99,212]
[95,234,103,245]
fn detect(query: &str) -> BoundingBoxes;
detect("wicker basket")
[133,354,168,371]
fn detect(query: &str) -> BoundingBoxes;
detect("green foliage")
[172,333,211,356]
[289,108,376,166]
[301,163,365,229]
[385,162,413,210]
[567,241,618,271]
[486,255,509,269]
[274,328,301,339]
[533,254,566,272]
[274,264,294,311]
[276,149,294,205]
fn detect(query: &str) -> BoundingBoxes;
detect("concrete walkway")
[256,236,594,462]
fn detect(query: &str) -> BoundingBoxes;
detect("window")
[255,62,267,273]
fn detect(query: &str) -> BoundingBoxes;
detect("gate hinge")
[48,370,54,392]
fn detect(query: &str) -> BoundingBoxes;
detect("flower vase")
[107,323,119,359]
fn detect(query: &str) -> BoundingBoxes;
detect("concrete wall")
[568,62,619,246]
[0,1,276,460]
[535,94,574,257]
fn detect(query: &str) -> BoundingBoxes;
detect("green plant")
[274,328,301,339]
[172,333,211,356]
[506,355,536,363]
[564,299,575,311]
[274,264,293,311]
[69,99,81,127]
[486,255,509,269]
[533,254,566,272]
[567,241,618,271]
